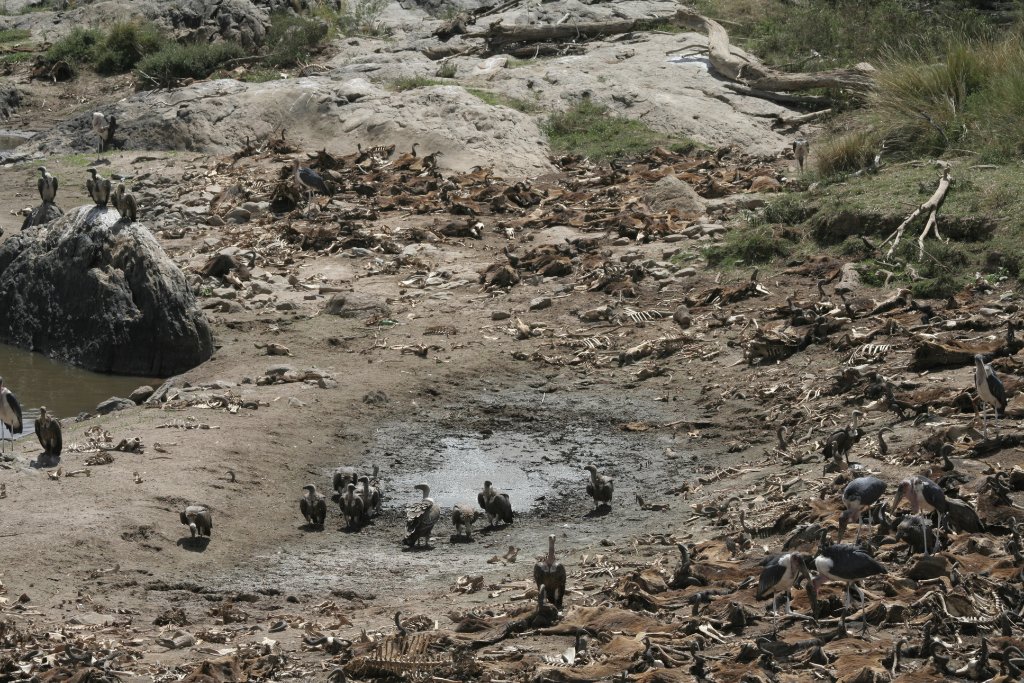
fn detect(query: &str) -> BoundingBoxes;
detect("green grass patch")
[0,28,30,43]
[0,51,32,63]
[691,0,999,72]
[466,87,540,113]
[704,226,792,267]
[389,76,445,91]
[136,41,245,89]
[235,67,282,83]
[265,11,329,67]
[435,61,456,78]
[542,98,695,161]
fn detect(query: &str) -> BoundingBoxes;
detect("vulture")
[533,534,567,609]
[34,406,62,458]
[333,466,358,495]
[404,483,439,548]
[0,377,22,455]
[300,484,327,527]
[584,464,613,509]
[452,503,480,539]
[477,480,513,527]
[180,505,212,538]
[357,476,382,522]
[341,483,363,530]
[112,183,138,222]
[86,168,112,207]
[37,166,58,204]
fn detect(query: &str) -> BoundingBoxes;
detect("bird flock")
[31,112,138,223]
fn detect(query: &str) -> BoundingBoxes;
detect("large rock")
[0,206,214,376]
[21,203,63,230]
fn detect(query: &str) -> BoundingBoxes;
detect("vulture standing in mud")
[584,464,614,509]
[341,483,363,530]
[300,484,327,527]
[452,503,480,540]
[357,476,382,523]
[404,483,439,548]
[478,480,513,528]
[180,505,212,538]
[534,534,567,609]
[37,166,58,204]
[333,466,358,496]
[0,377,22,454]
[34,406,62,458]
[86,168,112,207]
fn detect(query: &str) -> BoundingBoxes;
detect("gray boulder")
[21,203,63,230]
[0,206,214,376]
[97,397,136,415]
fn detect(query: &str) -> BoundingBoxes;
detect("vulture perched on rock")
[180,505,212,538]
[34,406,62,457]
[452,503,480,539]
[404,483,439,548]
[584,464,614,509]
[300,484,327,527]
[534,534,566,609]
[477,480,513,527]
[86,168,111,207]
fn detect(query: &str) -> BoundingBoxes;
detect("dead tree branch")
[881,168,953,259]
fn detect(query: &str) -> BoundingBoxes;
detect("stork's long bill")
[547,534,556,565]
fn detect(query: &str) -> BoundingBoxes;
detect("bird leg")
[785,591,793,615]
[921,516,930,556]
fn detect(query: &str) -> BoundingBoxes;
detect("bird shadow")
[449,534,475,544]
[29,454,60,469]
[480,523,511,534]
[401,542,435,552]
[299,523,325,533]
[176,537,211,552]
[584,505,612,519]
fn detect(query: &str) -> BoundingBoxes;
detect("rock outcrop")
[0,206,214,377]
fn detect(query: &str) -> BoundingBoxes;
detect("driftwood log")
[470,7,875,96]
[882,167,953,258]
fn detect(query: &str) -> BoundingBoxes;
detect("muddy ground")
[2,22,1024,683]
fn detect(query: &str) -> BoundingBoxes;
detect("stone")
[324,293,390,318]
[529,297,552,311]
[673,304,691,329]
[491,310,511,320]
[318,377,338,389]
[207,215,225,227]
[643,175,705,219]
[0,207,213,376]
[276,301,298,311]
[224,207,251,223]
[749,175,782,192]
[677,267,697,278]
[129,385,155,404]
[97,397,135,415]
[21,203,63,230]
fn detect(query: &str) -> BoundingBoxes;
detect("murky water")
[0,130,31,151]
[387,434,581,510]
[0,342,158,423]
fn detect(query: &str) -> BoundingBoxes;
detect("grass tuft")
[389,76,445,91]
[543,98,695,161]
[704,227,791,267]
[0,27,30,43]
[466,88,540,113]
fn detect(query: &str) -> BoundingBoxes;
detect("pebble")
[491,310,511,320]
[529,297,552,311]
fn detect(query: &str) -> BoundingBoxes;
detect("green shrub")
[543,99,682,161]
[911,273,966,299]
[265,11,329,67]
[333,0,389,37]
[136,41,245,89]
[45,27,101,74]
[435,61,457,78]
[813,129,884,177]
[705,227,790,267]
[94,20,165,74]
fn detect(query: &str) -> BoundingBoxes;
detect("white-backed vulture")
[300,484,327,527]
[534,534,567,609]
[477,480,513,527]
[404,483,439,548]
[341,483,363,530]
[34,406,62,457]
[180,505,212,538]
[452,503,480,539]
[584,464,613,509]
